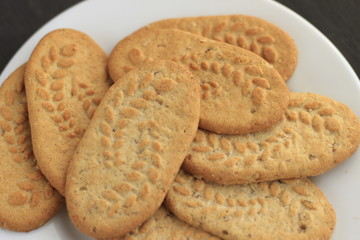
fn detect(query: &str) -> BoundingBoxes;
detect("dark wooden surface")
[0,0,359,78]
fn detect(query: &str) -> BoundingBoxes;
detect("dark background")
[0,0,359,78]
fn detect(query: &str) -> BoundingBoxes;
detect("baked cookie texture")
[165,170,336,240]
[183,92,360,184]
[108,28,289,135]
[65,60,200,239]
[0,64,63,232]
[146,15,298,81]
[107,206,220,240]
[24,28,112,195]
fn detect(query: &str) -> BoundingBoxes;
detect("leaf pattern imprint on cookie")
[35,44,103,139]
[0,79,56,208]
[202,20,279,63]
[88,73,180,218]
[166,171,333,240]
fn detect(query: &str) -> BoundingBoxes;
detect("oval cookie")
[110,206,220,240]
[147,15,298,81]
[65,60,200,238]
[0,64,63,232]
[165,170,336,240]
[184,92,360,184]
[108,28,289,135]
[24,28,112,195]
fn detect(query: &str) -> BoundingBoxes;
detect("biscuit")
[146,15,298,81]
[108,28,289,135]
[107,206,220,240]
[183,92,360,184]
[165,170,336,240]
[65,60,200,238]
[0,64,63,232]
[24,28,112,195]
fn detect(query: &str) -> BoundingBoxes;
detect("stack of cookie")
[0,15,359,240]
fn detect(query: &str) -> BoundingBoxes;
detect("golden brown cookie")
[65,60,200,239]
[165,170,336,240]
[147,15,298,81]
[106,206,220,240]
[24,28,112,195]
[183,92,360,184]
[0,64,63,232]
[108,28,289,135]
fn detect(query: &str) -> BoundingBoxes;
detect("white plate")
[0,0,359,239]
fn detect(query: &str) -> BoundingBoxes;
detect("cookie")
[146,15,298,81]
[107,206,220,240]
[65,60,200,238]
[183,92,360,184]
[0,64,63,232]
[24,28,112,195]
[108,28,289,135]
[165,170,336,240]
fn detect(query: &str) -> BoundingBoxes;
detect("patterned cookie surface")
[24,29,112,195]
[0,65,63,232]
[106,206,220,240]
[165,170,336,240]
[147,15,298,81]
[108,28,289,135]
[184,92,360,184]
[65,60,200,238]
